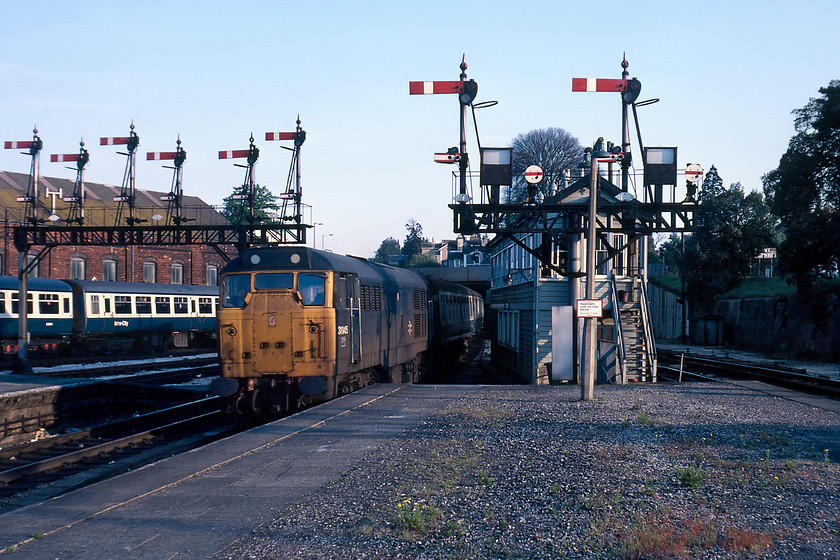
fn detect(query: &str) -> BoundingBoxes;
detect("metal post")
[458,58,468,200]
[582,156,598,401]
[16,251,31,373]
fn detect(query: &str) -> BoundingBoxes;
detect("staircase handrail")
[638,278,658,382]
[609,274,627,384]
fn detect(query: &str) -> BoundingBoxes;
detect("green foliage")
[763,80,840,289]
[676,464,705,488]
[407,253,439,268]
[402,218,425,257]
[221,184,279,225]
[373,237,401,263]
[659,171,780,301]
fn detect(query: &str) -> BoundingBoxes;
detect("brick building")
[1,170,234,285]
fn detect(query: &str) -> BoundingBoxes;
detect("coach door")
[336,273,362,365]
[349,275,361,364]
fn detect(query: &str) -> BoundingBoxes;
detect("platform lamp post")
[582,138,611,401]
[312,222,323,248]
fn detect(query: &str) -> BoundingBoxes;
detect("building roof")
[0,170,228,227]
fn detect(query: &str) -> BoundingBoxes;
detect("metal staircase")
[609,276,658,383]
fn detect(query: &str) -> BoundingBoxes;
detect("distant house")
[0,170,233,285]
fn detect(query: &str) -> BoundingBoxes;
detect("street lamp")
[321,232,333,250]
[312,222,323,248]
[582,138,611,402]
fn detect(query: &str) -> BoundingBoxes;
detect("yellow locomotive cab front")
[216,270,339,410]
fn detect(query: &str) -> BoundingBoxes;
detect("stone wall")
[692,294,840,361]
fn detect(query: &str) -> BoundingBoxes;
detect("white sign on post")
[576,299,603,318]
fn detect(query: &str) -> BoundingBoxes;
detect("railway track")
[659,350,840,399]
[0,396,249,509]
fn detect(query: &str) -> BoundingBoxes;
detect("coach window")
[254,273,294,290]
[90,295,100,315]
[155,296,171,314]
[298,273,326,306]
[136,296,152,314]
[11,293,34,315]
[0,293,5,314]
[174,297,188,314]
[103,259,117,282]
[198,297,213,314]
[115,296,132,315]
[70,257,85,280]
[39,293,59,314]
[222,274,251,308]
[171,263,184,285]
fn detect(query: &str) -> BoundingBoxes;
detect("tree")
[402,218,425,257]
[659,173,779,300]
[373,237,400,263]
[762,80,840,288]
[510,128,585,203]
[221,184,280,225]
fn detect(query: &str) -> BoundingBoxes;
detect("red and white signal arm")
[576,299,603,318]
[685,163,703,185]
[434,152,460,163]
[524,165,544,184]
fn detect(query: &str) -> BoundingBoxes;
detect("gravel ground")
[217,382,840,559]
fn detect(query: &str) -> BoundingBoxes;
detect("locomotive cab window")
[222,274,251,308]
[298,273,326,306]
[254,273,294,290]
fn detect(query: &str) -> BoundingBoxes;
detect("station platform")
[1,379,838,559]
[0,383,475,559]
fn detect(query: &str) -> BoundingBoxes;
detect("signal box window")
[222,274,251,308]
[255,273,294,290]
[299,273,326,306]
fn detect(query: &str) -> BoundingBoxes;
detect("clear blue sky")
[1,1,836,257]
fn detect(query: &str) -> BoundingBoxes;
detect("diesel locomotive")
[210,246,483,415]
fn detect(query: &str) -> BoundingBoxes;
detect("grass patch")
[676,464,705,488]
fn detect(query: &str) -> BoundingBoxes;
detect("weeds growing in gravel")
[676,464,705,488]
[394,498,441,535]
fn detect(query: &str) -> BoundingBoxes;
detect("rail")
[0,397,231,488]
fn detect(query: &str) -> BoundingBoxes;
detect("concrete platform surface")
[0,384,476,559]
